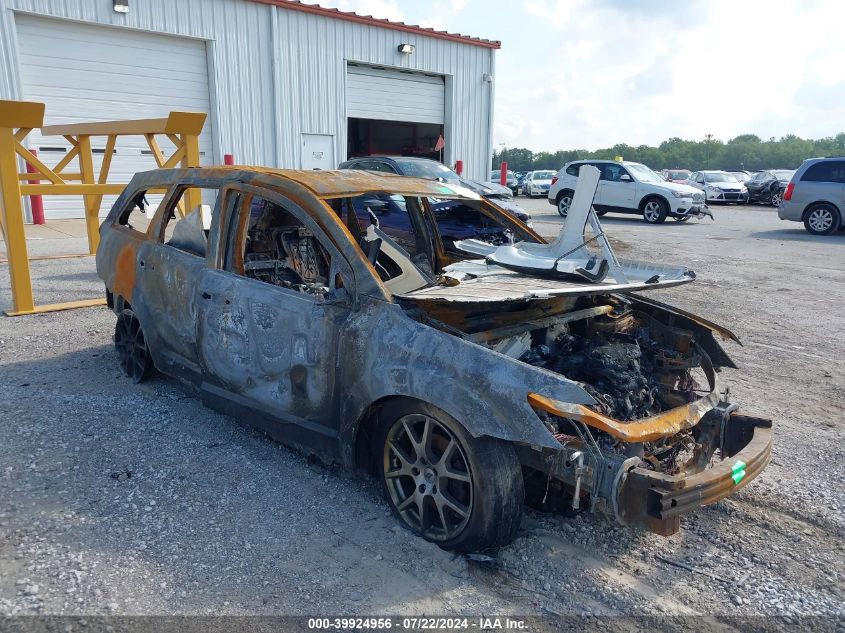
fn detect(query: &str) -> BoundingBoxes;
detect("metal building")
[0,0,499,219]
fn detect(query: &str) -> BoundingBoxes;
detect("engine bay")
[406,294,722,478]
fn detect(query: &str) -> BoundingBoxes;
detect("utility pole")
[705,133,713,169]
[498,142,506,168]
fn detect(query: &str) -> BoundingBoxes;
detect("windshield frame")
[703,172,739,183]
[625,163,664,183]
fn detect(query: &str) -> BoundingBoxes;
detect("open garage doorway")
[346,64,445,162]
[347,118,444,160]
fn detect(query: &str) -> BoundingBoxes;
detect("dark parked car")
[96,166,771,551]
[746,170,796,206]
[338,156,531,228]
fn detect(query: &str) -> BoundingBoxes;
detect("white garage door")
[347,64,444,124]
[16,15,213,219]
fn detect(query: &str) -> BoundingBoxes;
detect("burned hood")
[396,258,695,303]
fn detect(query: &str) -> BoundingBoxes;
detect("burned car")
[96,165,772,551]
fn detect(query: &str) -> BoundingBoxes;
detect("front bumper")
[707,191,748,203]
[671,203,713,219]
[615,412,772,536]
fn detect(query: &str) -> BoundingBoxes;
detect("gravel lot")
[1,202,843,622]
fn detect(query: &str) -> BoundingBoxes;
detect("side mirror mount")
[619,174,632,182]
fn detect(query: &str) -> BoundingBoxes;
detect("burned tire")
[375,399,523,552]
[557,190,574,217]
[642,197,669,224]
[803,203,840,235]
[114,309,154,383]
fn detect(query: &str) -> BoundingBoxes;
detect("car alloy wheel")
[643,200,664,223]
[770,189,782,207]
[805,206,838,234]
[557,192,573,217]
[383,413,473,542]
[114,309,153,383]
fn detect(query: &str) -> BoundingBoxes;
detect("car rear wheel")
[770,187,783,207]
[557,190,574,217]
[376,400,523,551]
[804,204,841,235]
[114,309,154,383]
[642,198,668,224]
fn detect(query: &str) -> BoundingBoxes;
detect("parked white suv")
[548,160,709,224]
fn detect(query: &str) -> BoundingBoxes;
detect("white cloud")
[493,0,845,150]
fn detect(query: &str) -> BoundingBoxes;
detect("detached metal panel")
[15,14,213,218]
[346,64,444,124]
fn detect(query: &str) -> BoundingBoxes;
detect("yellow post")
[0,102,43,316]
[181,133,202,215]
[76,134,100,254]
[0,127,35,314]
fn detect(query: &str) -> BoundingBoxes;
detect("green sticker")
[731,460,746,475]
[732,470,746,485]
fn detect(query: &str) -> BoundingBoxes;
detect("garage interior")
[346,63,445,161]
[346,118,443,159]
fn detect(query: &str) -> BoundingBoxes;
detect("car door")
[599,163,636,210]
[194,184,356,443]
[133,182,219,382]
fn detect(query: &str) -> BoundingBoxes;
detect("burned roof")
[179,166,480,200]
[272,168,480,199]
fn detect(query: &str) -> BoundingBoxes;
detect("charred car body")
[96,165,772,551]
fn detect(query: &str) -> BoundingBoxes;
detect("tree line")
[492,133,845,172]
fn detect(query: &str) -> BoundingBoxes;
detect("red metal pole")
[26,149,45,225]
[500,161,508,186]
[455,160,463,176]
[223,153,235,165]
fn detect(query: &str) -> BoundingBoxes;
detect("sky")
[319,0,845,152]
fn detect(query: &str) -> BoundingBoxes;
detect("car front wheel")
[376,400,523,551]
[557,190,574,217]
[804,204,841,235]
[770,188,783,207]
[642,198,669,224]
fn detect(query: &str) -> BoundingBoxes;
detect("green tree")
[492,132,844,171]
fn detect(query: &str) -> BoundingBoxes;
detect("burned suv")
[96,165,772,551]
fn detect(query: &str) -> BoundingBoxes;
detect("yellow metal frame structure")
[0,100,206,316]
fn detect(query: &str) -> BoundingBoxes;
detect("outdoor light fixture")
[113,0,129,13]
[482,73,493,83]
[397,43,415,54]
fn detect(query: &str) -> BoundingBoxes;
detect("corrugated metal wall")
[0,0,495,181]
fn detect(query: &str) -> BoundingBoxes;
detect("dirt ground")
[0,202,843,624]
